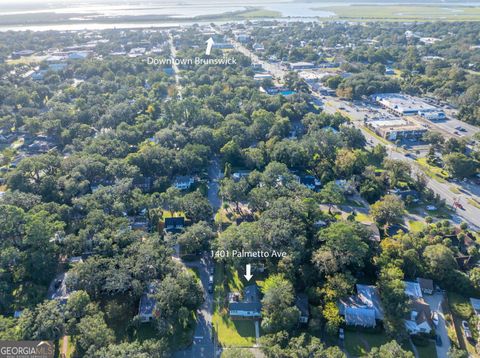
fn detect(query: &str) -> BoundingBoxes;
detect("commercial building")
[367,118,427,141]
[254,73,273,81]
[373,93,444,118]
[289,61,315,70]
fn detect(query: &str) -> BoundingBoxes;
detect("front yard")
[344,330,391,356]
[344,329,437,358]
[212,263,258,347]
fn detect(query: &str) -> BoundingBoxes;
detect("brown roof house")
[404,298,433,334]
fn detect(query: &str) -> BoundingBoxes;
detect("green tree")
[366,341,414,358]
[261,274,300,333]
[370,194,405,228]
[423,244,458,282]
[377,266,408,339]
[314,221,369,274]
[76,313,115,356]
[319,182,345,214]
[177,221,215,255]
[443,153,478,178]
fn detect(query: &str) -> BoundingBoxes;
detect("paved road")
[322,97,480,229]
[220,26,480,229]
[208,157,223,212]
[175,156,223,357]
[168,32,182,99]
[424,293,450,358]
[174,258,215,358]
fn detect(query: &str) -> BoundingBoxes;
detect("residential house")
[27,140,52,153]
[235,33,250,43]
[228,285,262,320]
[173,176,195,190]
[232,170,251,181]
[339,284,384,328]
[299,175,321,191]
[139,282,158,323]
[163,215,185,233]
[132,176,153,192]
[417,278,434,295]
[405,298,433,334]
[296,294,309,324]
[129,215,149,232]
[404,281,423,299]
[252,43,265,52]
[49,272,71,303]
[470,298,480,316]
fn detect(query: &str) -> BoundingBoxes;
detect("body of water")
[0,0,479,31]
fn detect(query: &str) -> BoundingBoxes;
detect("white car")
[432,311,439,327]
[339,328,345,340]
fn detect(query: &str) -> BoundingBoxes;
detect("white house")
[139,283,158,323]
[173,176,194,190]
[228,285,262,320]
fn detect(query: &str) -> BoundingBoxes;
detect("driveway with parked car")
[424,292,450,358]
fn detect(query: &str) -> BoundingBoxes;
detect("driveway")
[424,292,450,358]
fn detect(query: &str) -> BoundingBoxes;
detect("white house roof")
[470,298,480,315]
[404,281,423,298]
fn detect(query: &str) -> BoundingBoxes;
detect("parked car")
[462,320,472,339]
[432,311,439,327]
[339,328,344,340]
[435,334,442,346]
[208,282,213,294]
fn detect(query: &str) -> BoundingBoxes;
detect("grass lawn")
[344,330,390,356]
[355,212,372,224]
[448,292,473,320]
[415,341,437,358]
[7,55,47,65]
[214,207,234,228]
[449,186,461,194]
[408,220,425,233]
[468,198,480,210]
[59,336,75,358]
[133,322,158,341]
[447,292,477,356]
[415,158,448,183]
[212,263,258,347]
[320,5,480,21]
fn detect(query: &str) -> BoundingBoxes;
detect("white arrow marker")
[244,264,253,281]
[205,37,214,55]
